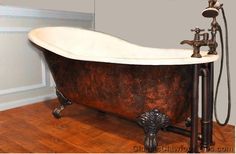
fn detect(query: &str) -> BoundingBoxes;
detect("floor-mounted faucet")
[181,28,210,58]
[180,18,220,58]
[181,18,219,58]
[181,0,232,152]
[181,0,223,58]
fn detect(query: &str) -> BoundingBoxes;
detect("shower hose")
[214,7,231,126]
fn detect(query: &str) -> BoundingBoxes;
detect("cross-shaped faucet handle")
[191,28,205,34]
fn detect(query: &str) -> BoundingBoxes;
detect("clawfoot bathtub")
[28,27,218,152]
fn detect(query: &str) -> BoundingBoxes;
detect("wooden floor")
[0,99,234,153]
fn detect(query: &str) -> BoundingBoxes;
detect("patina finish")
[43,50,193,124]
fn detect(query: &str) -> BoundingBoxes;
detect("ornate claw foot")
[52,88,72,119]
[137,109,170,153]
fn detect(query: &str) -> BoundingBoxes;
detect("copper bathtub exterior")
[42,49,193,124]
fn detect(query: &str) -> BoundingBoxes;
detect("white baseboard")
[0,94,57,111]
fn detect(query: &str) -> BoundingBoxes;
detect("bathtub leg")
[52,88,72,119]
[137,109,170,153]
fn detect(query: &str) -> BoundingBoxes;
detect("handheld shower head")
[202,0,222,18]
[202,7,219,18]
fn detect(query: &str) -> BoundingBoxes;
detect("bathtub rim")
[28,26,219,66]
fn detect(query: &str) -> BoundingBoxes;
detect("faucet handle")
[191,27,205,34]
[208,28,215,32]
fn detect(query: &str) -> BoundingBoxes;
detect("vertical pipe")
[208,63,214,145]
[201,65,210,151]
[190,64,199,153]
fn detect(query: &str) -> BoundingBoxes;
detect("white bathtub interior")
[28,27,219,65]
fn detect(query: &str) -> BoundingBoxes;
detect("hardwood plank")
[0,99,234,153]
[0,111,85,152]
[0,117,53,152]
[0,136,30,153]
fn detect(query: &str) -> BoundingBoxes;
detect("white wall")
[95,0,235,125]
[0,0,94,13]
[0,6,93,110]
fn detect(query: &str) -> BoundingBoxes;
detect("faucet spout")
[180,40,194,46]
